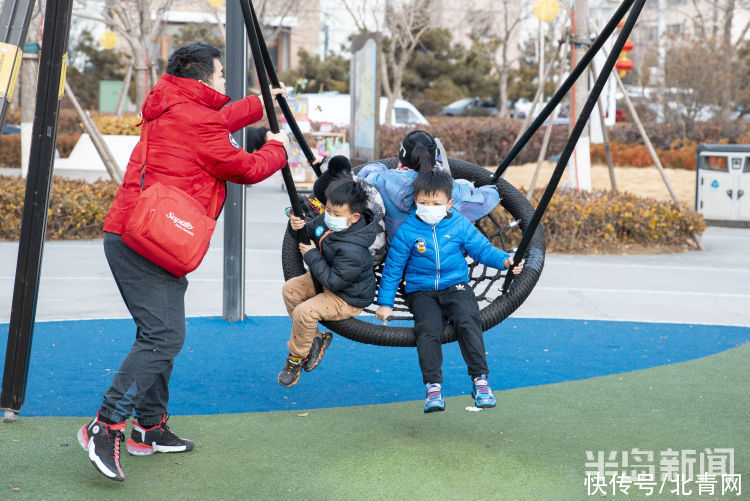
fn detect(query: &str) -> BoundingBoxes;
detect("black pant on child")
[100,232,188,426]
[405,283,489,385]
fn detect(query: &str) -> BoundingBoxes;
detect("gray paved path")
[1,173,749,327]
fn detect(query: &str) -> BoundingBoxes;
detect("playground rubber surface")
[1,316,747,416]
[1,317,748,500]
[1,338,748,500]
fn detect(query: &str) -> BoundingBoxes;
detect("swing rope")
[240,1,322,177]
[490,0,637,183]
[501,0,646,294]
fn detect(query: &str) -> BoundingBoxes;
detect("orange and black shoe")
[303,332,333,372]
[77,411,127,481]
[126,414,194,456]
[278,354,304,387]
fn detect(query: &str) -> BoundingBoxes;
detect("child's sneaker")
[471,375,496,408]
[126,414,194,455]
[77,412,127,481]
[278,354,304,386]
[303,332,333,372]
[424,383,445,413]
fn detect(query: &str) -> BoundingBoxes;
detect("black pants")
[406,284,489,385]
[99,232,188,425]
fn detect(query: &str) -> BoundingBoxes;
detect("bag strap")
[138,118,221,217]
[139,119,150,191]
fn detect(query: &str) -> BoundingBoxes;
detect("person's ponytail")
[399,130,438,171]
[410,144,435,174]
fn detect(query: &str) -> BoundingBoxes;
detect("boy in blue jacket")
[375,169,524,413]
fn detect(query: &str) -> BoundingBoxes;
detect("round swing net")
[281,157,546,347]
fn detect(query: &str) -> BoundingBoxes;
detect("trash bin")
[695,144,750,226]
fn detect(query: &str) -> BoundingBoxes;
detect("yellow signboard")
[0,42,23,103]
[59,52,68,100]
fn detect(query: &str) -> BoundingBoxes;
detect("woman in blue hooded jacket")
[357,130,499,245]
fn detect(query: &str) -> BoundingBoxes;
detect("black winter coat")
[298,209,378,308]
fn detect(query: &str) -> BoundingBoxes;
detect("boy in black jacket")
[279,176,378,386]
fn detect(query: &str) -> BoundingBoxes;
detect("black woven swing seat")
[281,158,546,347]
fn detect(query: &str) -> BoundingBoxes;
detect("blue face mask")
[324,211,351,232]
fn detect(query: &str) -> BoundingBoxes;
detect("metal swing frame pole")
[491,0,636,183]
[1,0,74,419]
[501,0,647,294]
[241,2,321,177]
[0,0,36,130]
[239,0,309,244]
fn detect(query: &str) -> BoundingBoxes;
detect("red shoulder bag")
[122,121,220,278]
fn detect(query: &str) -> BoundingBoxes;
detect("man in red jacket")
[76,42,289,482]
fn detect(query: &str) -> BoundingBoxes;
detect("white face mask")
[324,211,351,232]
[416,205,447,226]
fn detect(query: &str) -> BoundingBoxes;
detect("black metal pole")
[243,1,321,177]
[501,0,646,294]
[1,0,74,418]
[222,0,248,322]
[0,0,36,131]
[239,0,309,244]
[491,0,636,182]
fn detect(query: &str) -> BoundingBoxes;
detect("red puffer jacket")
[103,73,287,235]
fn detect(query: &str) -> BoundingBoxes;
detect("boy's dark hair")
[325,178,368,215]
[412,169,453,199]
[166,42,222,82]
[399,130,437,173]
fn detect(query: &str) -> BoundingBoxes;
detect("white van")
[282,92,430,132]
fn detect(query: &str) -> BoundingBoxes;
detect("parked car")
[443,97,498,117]
[2,124,20,135]
[284,92,430,131]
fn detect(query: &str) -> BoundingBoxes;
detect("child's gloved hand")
[504,257,525,275]
[289,216,306,231]
[375,306,393,324]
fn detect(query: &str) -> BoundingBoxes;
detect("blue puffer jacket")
[376,209,510,307]
[358,162,500,244]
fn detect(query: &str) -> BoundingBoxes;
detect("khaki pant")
[282,272,362,357]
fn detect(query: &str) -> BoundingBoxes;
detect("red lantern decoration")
[615,57,634,72]
[623,39,634,52]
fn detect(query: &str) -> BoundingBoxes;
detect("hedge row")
[481,187,706,254]
[590,142,698,170]
[3,111,748,170]
[379,117,750,169]
[0,175,704,256]
[0,111,141,167]
[0,175,118,240]
[379,118,571,167]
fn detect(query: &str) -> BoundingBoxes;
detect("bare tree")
[73,0,175,108]
[684,0,750,119]
[342,0,432,126]
[469,2,527,118]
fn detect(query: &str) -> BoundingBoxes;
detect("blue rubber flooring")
[1,316,747,417]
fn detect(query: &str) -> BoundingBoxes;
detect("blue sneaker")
[472,375,496,408]
[424,383,445,413]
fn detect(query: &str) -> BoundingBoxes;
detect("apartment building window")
[667,23,683,35]
[267,27,291,72]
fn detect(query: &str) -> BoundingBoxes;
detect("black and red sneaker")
[126,414,194,456]
[77,411,127,481]
[303,332,333,372]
